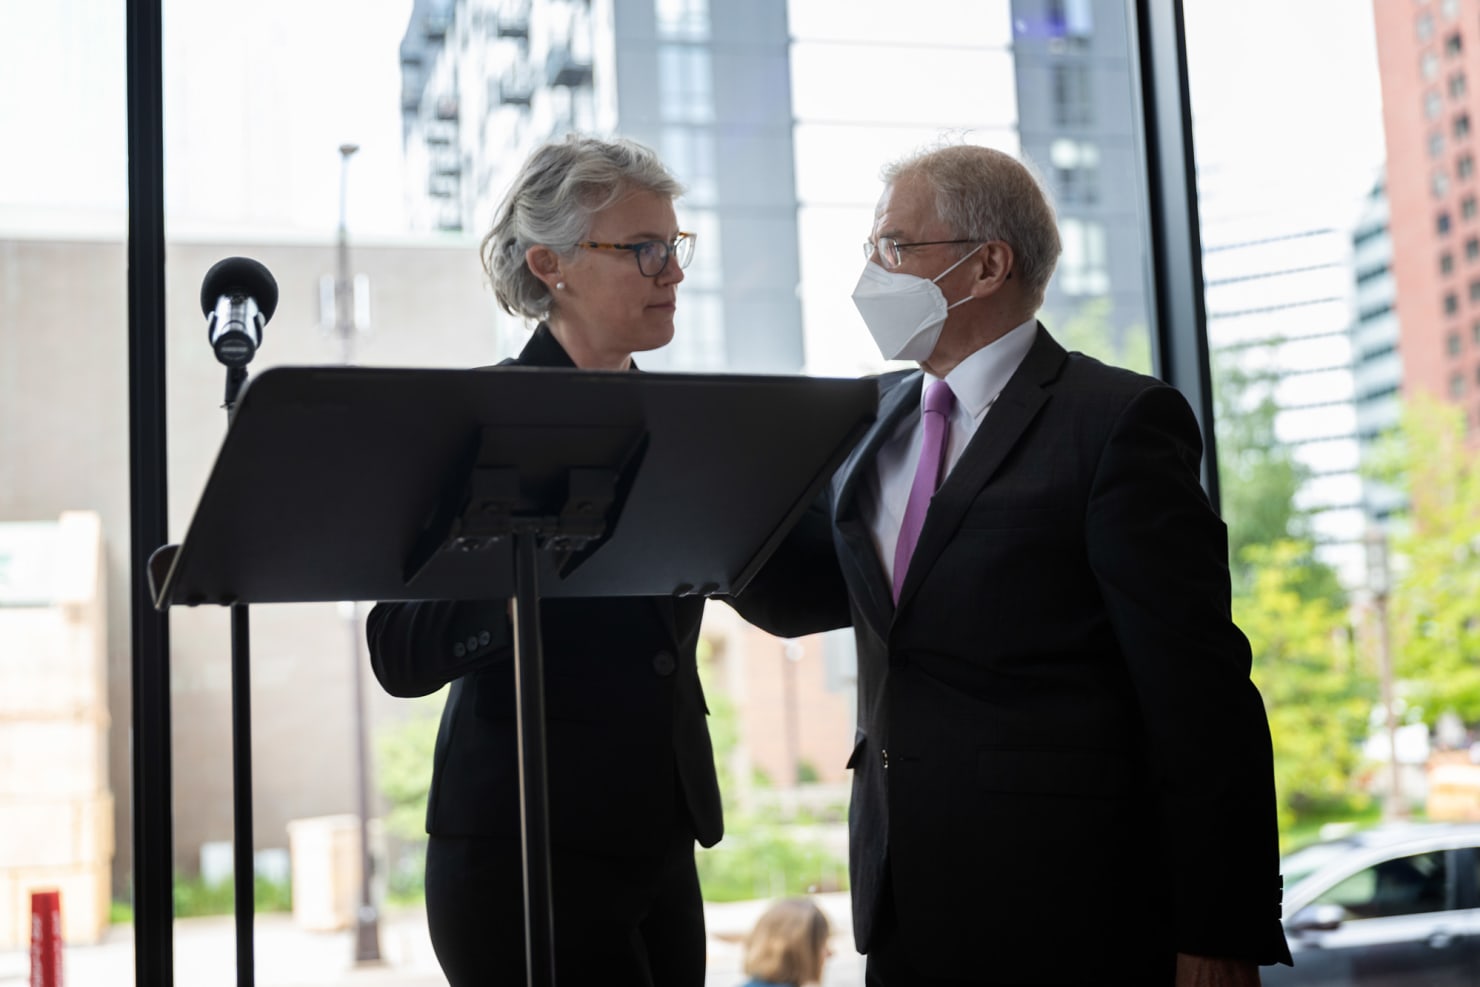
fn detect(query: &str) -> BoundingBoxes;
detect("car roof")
[1283,821,1480,914]
[1301,821,1480,852]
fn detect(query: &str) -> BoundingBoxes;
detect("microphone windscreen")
[200,256,279,322]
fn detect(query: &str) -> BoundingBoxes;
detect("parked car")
[1263,821,1480,986]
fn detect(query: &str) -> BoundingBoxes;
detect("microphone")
[201,257,279,368]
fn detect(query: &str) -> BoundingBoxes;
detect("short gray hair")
[883,142,1062,311]
[480,133,684,319]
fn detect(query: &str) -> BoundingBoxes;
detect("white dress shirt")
[864,318,1038,590]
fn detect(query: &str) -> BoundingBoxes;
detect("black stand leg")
[231,602,255,985]
[511,528,556,986]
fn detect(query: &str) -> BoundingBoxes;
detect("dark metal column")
[1133,0,1222,512]
[126,0,175,982]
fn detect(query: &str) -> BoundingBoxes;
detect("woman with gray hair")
[366,133,719,984]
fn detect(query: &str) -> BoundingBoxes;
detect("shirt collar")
[920,317,1037,419]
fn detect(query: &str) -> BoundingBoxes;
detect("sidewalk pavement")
[0,893,864,986]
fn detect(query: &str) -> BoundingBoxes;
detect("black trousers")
[863,871,1174,987]
[424,821,705,987]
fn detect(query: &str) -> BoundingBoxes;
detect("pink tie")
[893,379,955,602]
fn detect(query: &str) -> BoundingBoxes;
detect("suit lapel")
[893,326,1067,612]
[835,370,921,638]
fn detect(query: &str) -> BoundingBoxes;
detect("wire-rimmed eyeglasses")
[577,232,696,277]
[863,236,980,271]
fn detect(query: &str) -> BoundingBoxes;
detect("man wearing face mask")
[747,143,1291,985]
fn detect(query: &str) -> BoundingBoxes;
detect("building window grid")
[657,44,714,124]
[1428,90,1445,119]
[1050,138,1100,205]
[1464,195,1477,220]
[655,0,710,41]
[1051,62,1095,127]
[1467,236,1480,260]
[1440,210,1453,233]
[1460,153,1476,179]
[1446,291,1460,314]
[1452,71,1469,99]
[1447,32,1465,56]
[1443,250,1456,274]
[1457,112,1473,139]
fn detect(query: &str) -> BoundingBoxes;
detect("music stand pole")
[229,602,255,985]
[511,528,555,984]
[221,365,258,987]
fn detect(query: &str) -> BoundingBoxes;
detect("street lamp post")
[335,142,383,964]
[1365,525,1407,821]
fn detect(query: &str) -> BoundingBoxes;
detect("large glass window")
[9,2,1181,982]
[1188,0,1480,858]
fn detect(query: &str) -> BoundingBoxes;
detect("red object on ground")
[30,889,62,987]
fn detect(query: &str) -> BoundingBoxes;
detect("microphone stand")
[224,363,256,987]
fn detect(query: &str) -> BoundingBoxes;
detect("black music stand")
[149,364,875,987]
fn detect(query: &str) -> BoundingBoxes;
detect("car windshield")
[1282,840,1360,890]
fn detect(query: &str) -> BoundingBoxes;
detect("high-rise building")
[399,0,805,372]
[1350,173,1407,521]
[1372,0,1480,437]
[1198,198,1368,583]
[1011,0,1149,350]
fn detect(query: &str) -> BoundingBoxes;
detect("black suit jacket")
[366,325,722,856]
[768,326,1292,981]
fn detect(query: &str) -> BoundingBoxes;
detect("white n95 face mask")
[850,244,982,361]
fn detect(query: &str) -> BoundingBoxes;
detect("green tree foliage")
[1051,297,1153,375]
[1237,541,1374,832]
[374,694,442,901]
[1366,396,1480,722]
[172,873,293,917]
[695,644,847,902]
[1211,350,1361,830]
[1213,358,1342,603]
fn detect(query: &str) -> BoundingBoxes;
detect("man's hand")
[1176,953,1261,987]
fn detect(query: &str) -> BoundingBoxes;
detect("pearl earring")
[555,281,566,290]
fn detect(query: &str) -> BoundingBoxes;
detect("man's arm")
[722,492,852,638]
[365,599,512,698]
[1084,383,1290,967]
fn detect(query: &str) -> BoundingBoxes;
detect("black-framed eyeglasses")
[863,236,980,271]
[577,232,696,277]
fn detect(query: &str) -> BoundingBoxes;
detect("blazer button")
[465,636,479,653]
[652,651,676,676]
[479,630,491,647]
[452,642,466,658]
